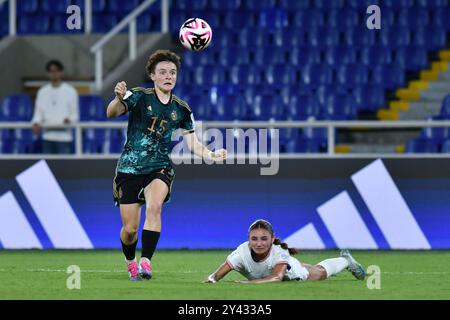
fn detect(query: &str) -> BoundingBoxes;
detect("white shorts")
[286,258,309,281]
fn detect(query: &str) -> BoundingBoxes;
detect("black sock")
[121,238,137,261]
[141,230,160,261]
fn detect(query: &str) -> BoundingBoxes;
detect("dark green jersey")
[116,87,195,175]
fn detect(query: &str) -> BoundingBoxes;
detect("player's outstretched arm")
[106,81,127,118]
[184,132,227,162]
[204,261,233,283]
[238,264,287,284]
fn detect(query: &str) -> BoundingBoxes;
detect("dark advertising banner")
[0,158,449,249]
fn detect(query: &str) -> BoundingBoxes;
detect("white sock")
[125,258,136,264]
[318,257,349,278]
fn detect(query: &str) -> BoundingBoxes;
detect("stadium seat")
[194,65,225,86]
[107,0,139,13]
[336,64,369,88]
[347,0,379,9]
[289,47,321,67]
[420,126,449,144]
[214,28,237,48]
[279,0,311,10]
[219,47,250,66]
[79,96,105,121]
[323,94,358,120]
[395,47,428,71]
[432,8,450,30]
[92,14,118,33]
[412,27,447,51]
[175,0,208,11]
[405,138,439,153]
[352,85,385,112]
[292,9,325,28]
[1,95,33,121]
[182,50,213,67]
[41,0,73,13]
[360,46,392,66]
[273,28,305,47]
[91,0,106,13]
[230,65,263,85]
[224,12,256,29]
[315,85,347,107]
[287,95,321,120]
[301,64,334,86]
[209,0,240,11]
[243,0,277,10]
[313,0,344,8]
[249,94,284,120]
[213,95,247,121]
[285,138,322,153]
[417,0,448,7]
[380,0,414,9]
[18,15,50,34]
[344,29,376,47]
[441,140,450,153]
[327,9,359,30]
[325,46,357,65]
[258,8,289,30]
[372,64,405,89]
[17,0,39,13]
[263,64,298,86]
[397,8,430,28]
[253,48,286,65]
[184,94,211,120]
[238,27,268,48]
[109,129,126,153]
[306,27,340,48]
[379,27,411,47]
[439,94,450,118]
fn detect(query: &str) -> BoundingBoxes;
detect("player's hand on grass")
[115,81,127,100]
[210,148,227,162]
[204,274,217,283]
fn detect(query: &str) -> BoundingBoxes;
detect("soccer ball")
[179,18,212,51]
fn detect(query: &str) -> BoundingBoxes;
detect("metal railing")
[2,120,450,158]
[90,0,169,91]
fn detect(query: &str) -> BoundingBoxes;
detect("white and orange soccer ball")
[179,18,212,51]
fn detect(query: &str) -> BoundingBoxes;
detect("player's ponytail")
[248,219,299,255]
[273,237,299,255]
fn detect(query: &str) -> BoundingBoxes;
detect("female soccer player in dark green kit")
[107,50,227,280]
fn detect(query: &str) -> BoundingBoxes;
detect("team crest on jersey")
[171,110,178,121]
[147,105,152,111]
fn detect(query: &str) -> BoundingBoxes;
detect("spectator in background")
[31,60,79,154]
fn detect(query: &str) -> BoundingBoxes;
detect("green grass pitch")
[0,250,449,299]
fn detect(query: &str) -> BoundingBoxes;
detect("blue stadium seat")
[405,138,439,153]
[175,0,208,11]
[182,50,213,67]
[209,0,240,11]
[306,27,340,48]
[347,0,379,9]
[412,27,447,51]
[214,28,237,48]
[253,48,286,65]
[337,64,369,88]
[1,95,33,121]
[323,94,358,120]
[92,0,106,13]
[218,47,250,66]
[380,0,414,9]
[439,94,450,118]
[301,64,334,86]
[371,64,405,89]
[93,14,118,33]
[327,9,359,30]
[263,64,297,85]
[420,126,449,144]
[194,65,225,86]
[315,85,347,107]
[224,12,256,29]
[17,0,39,13]
[107,0,139,13]
[380,9,396,26]
[279,0,310,9]
[313,0,344,8]
[213,95,247,121]
[184,94,211,120]
[109,129,126,153]
[19,15,50,34]
[79,96,105,121]
[417,0,449,7]
[395,47,428,71]
[41,0,73,13]
[176,68,192,86]
[243,0,277,10]
[169,10,190,36]
[248,94,284,120]
[325,46,357,65]
[344,29,376,47]
[292,9,325,28]
[289,47,321,67]
[360,46,392,66]
[230,65,262,85]
[432,8,450,30]
[258,8,289,30]
[352,85,385,112]
[397,8,430,28]
[287,95,321,120]
[442,139,450,153]
[379,27,411,47]
[238,27,267,47]
[273,28,305,47]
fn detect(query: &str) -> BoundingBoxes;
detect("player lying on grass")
[205,219,366,284]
